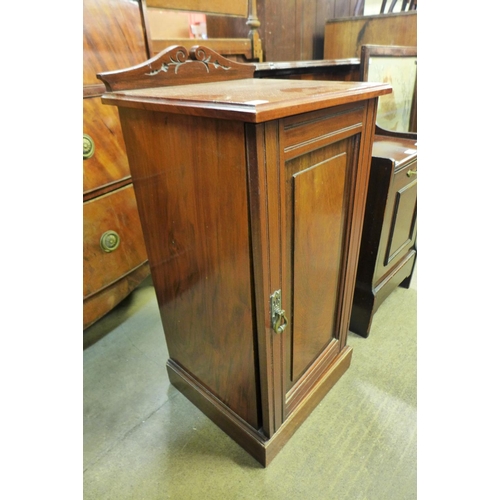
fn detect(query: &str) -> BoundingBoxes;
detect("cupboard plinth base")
[167,345,352,467]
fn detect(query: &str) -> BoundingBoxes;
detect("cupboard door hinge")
[270,290,288,334]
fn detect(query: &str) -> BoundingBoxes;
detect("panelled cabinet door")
[377,159,417,280]
[280,105,367,418]
[247,101,374,438]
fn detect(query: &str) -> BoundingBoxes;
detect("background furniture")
[349,44,417,337]
[360,44,417,134]
[324,10,416,59]
[145,0,364,62]
[254,58,361,81]
[83,0,151,330]
[145,0,263,61]
[97,45,390,465]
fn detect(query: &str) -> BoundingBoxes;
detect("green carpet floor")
[83,277,417,499]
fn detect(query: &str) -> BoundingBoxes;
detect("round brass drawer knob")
[83,134,95,160]
[100,230,120,253]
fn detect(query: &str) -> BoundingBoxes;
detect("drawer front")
[83,97,130,194]
[83,184,148,298]
[83,96,131,195]
[84,262,150,330]
[376,159,417,281]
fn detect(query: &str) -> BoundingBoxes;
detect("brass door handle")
[274,310,288,334]
[407,169,417,177]
[83,134,95,160]
[270,290,288,334]
[100,230,120,253]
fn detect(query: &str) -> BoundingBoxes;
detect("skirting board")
[166,345,353,467]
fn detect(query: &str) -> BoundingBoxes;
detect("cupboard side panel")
[119,109,260,429]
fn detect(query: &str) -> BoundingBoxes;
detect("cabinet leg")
[399,255,416,289]
[399,275,411,289]
[349,290,375,338]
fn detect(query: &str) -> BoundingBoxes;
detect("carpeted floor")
[83,273,417,499]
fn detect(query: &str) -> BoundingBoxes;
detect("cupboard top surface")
[101,78,391,122]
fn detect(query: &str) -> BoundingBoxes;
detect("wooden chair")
[144,0,263,62]
[349,44,417,337]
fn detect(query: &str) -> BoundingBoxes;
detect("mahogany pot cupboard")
[97,45,390,466]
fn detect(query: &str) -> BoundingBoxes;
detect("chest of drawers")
[83,0,151,331]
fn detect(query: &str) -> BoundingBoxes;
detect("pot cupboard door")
[246,102,370,436]
[278,104,367,418]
